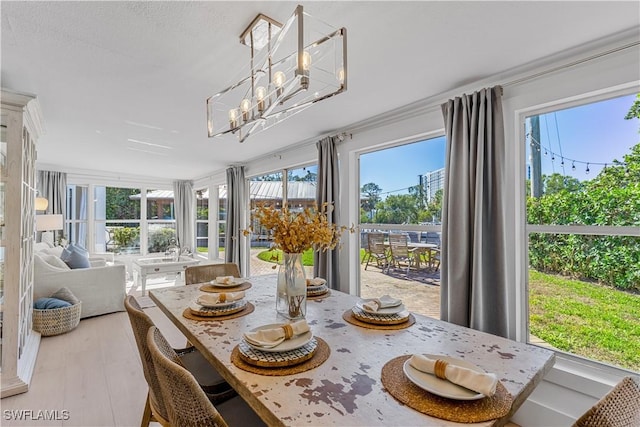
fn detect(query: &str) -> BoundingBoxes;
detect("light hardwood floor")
[2,305,185,427]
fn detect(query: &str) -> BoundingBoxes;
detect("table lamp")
[35,214,63,246]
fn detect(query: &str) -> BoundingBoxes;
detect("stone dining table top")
[150,274,555,427]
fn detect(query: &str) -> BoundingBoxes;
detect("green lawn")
[529,270,640,371]
[257,248,367,266]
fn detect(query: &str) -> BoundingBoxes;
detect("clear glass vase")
[276,253,307,319]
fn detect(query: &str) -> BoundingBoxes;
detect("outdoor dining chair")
[185,263,241,285]
[388,233,418,273]
[147,326,265,427]
[124,296,235,426]
[364,232,389,272]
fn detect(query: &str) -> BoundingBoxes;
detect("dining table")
[149,275,555,426]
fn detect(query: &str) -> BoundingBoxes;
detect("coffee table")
[133,256,200,295]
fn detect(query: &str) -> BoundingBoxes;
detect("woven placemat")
[199,282,252,292]
[307,289,331,300]
[231,337,330,376]
[182,302,255,321]
[342,309,415,330]
[381,355,513,423]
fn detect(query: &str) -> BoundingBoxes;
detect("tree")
[373,193,420,224]
[106,187,140,220]
[360,182,382,220]
[624,93,640,120]
[543,173,582,195]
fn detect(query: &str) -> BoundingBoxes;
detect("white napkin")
[306,277,326,287]
[363,295,402,312]
[409,354,498,396]
[197,291,245,306]
[215,275,236,284]
[243,320,310,348]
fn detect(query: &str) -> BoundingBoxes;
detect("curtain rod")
[503,40,640,88]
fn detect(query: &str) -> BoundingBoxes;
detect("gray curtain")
[225,166,247,275]
[37,170,67,242]
[440,85,509,338]
[313,136,340,289]
[173,180,194,252]
[37,170,66,216]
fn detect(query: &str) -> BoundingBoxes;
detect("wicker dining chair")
[572,376,640,427]
[147,326,266,427]
[185,263,241,285]
[124,296,235,426]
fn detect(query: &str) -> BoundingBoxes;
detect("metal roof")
[134,181,317,201]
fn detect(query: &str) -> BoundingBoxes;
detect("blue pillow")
[61,243,91,269]
[34,297,72,309]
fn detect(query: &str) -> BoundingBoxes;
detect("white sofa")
[33,243,126,319]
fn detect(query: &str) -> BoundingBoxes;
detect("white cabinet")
[1,89,44,398]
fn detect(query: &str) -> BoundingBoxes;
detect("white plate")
[244,323,313,353]
[357,299,406,315]
[210,278,248,288]
[402,354,485,400]
[189,298,244,311]
[306,277,327,287]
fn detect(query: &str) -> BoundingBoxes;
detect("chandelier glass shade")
[206,5,347,143]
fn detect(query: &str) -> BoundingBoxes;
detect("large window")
[524,93,639,372]
[358,136,446,316]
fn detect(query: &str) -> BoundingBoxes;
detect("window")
[95,186,141,254]
[195,188,209,255]
[66,184,88,248]
[248,166,318,276]
[358,136,446,316]
[524,93,639,372]
[146,189,176,254]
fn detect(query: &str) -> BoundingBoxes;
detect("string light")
[528,134,626,172]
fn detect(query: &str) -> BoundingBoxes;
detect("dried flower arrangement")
[245,203,348,254]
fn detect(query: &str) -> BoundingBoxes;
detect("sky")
[360,93,638,198]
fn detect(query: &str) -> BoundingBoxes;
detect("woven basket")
[33,302,82,336]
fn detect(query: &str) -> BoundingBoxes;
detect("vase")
[276,252,307,319]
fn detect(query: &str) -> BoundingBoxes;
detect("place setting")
[342,294,415,329]
[230,319,330,376]
[306,277,330,299]
[381,353,513,423]
[198,275,253,292]
[182,290,255,321]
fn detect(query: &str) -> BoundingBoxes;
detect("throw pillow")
[34,297,72,309]
[50,287,80,305]
[61,244,91,269]
[42,254,71,270]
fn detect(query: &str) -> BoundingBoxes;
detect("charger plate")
[189,299,247,317]
[182,302,254,321]
[308,289,331,300]
[199,281,252,293]
[231,337,330,375]
[342,309,415,330]
[238,338,317,367]
[351,305,411,325]
[381,355,513,423]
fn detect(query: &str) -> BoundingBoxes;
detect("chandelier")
[206,5,347,143]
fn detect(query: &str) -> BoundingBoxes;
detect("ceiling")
[2,1,638,181]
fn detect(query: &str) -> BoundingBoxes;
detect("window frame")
[515,85,640,378]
